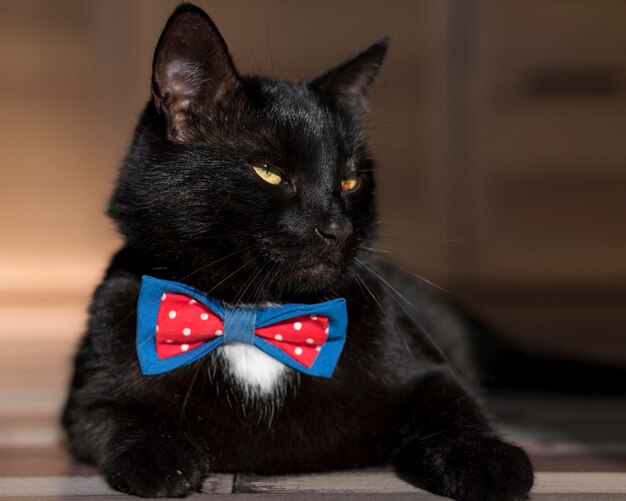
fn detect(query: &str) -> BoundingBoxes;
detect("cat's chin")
[289,261,343,291]
[297,261,338,276]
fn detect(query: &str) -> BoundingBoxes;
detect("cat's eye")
[341,172,359,192]
[250,162,285,185]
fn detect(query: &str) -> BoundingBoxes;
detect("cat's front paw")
[393,435,534,501]
[101,432,208,498]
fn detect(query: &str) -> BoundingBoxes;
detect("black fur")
[62,5,533,500]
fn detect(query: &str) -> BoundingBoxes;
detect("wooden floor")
[1,302,626,499]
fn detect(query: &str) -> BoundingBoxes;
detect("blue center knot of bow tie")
[222,307,257,345]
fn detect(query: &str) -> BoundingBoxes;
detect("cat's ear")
[152,4,240,142]
[311,37,390,114]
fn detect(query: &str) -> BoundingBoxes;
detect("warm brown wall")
[459,0,626,288]
[1,1,625,360]
[0,0,451,297]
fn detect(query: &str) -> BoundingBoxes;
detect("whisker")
[180,247,250,282]
[354,259,460,382]
[355,258,418,311]
[376,235,468,245]
[253,261,278,305]
[245,34,262,74]
[233,259,270,307]
[205,257,256,296]
[367,251,463,301]
[358,245,391,254]
[178,360,203,422]
[265,19,276,78]
[351,268,412,358]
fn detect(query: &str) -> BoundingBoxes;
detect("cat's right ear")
[311,37,390,115]
[152,4,240,142]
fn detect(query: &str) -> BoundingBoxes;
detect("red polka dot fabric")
[256,315,329,368]
[155,293,329,368]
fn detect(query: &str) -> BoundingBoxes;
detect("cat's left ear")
[152,4,240,142]
[311,37,390,114]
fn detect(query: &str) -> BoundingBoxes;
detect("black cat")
[62,5,534,500]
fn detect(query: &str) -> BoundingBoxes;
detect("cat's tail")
[464,310,626,394]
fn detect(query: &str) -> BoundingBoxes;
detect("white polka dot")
[189,299,197,305]
[215,329,223,336]
[306,338,314,344]
[166,339,173,344]
[294,347,303,355]
[293,322,302,331]
[169,310,176,319]
[324,327,329,334]
[316,346,321,352]
[274,334,283,341]
[183,328,191,336]
[200,313,209,321]
[181,344,189,352]
[162,293,167,301]
[310,315,318,320]
[156,325,159,332]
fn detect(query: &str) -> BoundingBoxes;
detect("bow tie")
[136,276,348,377]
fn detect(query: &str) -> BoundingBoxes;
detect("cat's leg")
[391,369,533,501]
[63,401,208,498]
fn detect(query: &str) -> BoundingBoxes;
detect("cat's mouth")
[256,239,351,293]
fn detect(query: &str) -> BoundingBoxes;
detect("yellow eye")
[341,171,359,192]
[250,162,285,185]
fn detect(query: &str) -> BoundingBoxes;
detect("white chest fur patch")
[220,343,288,396]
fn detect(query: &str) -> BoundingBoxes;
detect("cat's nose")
[315,218,353,245]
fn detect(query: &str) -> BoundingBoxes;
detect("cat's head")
[109,4,388,303]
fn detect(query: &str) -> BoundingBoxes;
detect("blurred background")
[1,0,625,414]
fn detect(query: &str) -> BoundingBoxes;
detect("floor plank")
[2,472,625,498]
[0,475,234,497]
[234,471,626,495]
